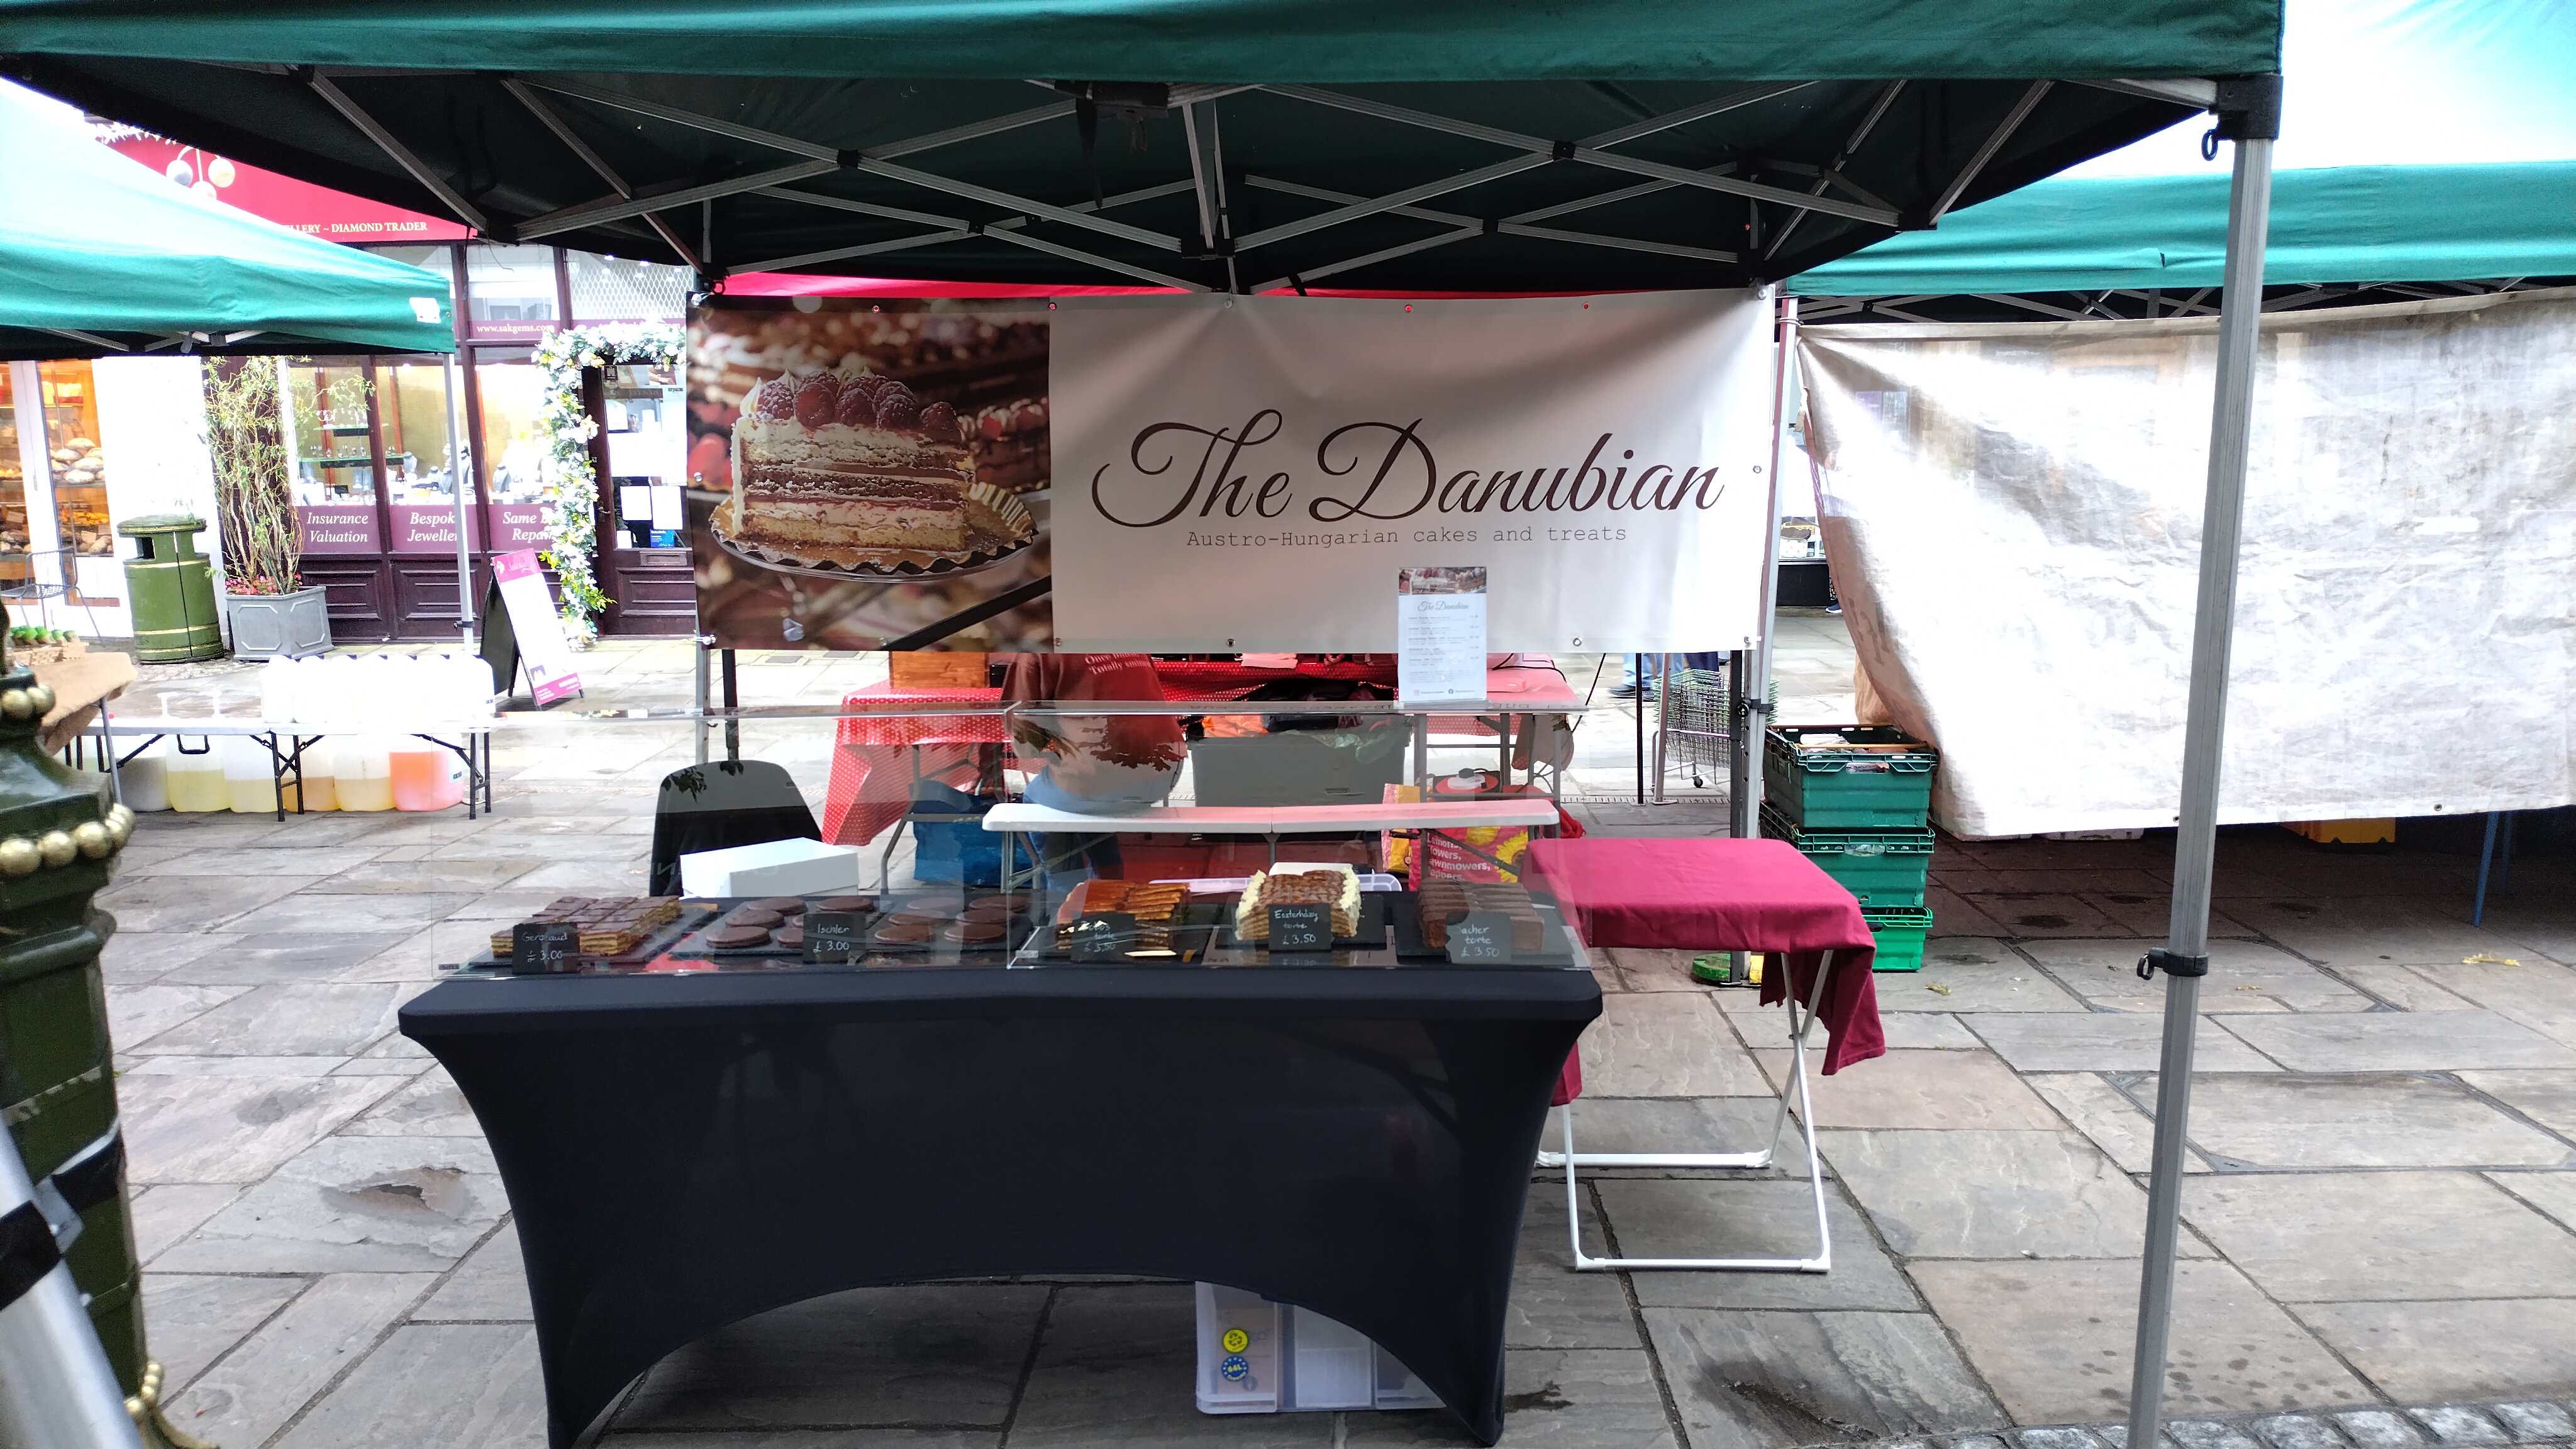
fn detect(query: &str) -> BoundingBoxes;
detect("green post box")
[116,514,223,663]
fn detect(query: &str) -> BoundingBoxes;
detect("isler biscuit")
[1418,879,1545,952]
[492,896,681,957]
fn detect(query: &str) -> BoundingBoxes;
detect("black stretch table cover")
[401,965,1600,1446]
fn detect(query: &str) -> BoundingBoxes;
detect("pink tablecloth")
[1523,837,1885,1075]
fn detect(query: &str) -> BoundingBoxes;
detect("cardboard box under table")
[1520,836,1884,1273]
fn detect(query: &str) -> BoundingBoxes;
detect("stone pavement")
[88,628,2576,1448]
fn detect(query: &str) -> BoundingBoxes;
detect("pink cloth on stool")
[1524,837,1886,1076]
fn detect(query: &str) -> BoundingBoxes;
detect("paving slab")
[1750,1048,2065,1131]
[1821,1129,2196,1260]
[596,1430,999,1447]
[1956,894,2129,938]
[2418,963,2576,1051]
[2181,1171,2576,1302]
[304,858,550,894]
[152,931,421,985]
[1342,1348,1679,1448]
[158,1134,506,1273]
[2289,1299,2576,1404]
[2458,1070,2576,1138]
[1599,1178,1917,1311]
[169,1272,438,1449]
[2484,1171,2576,1232]
[615,1284,1047,1431]
[1640,1306,2004,1449]
[2219,1013,2576,1073]
[2023,1074,2211,1175]
[1577,992,1772,1097]
[1907,1258,2372,1423]
[2019,940,2373,1014]
[121,845,386,878]
[414,1224,533,1322]
[270,1322,547,1449]
[104,981,248,1049]
[219,890,483,935]
[128,1183,243,1265]
[2146,1073,2575,1169]
[128,982,410,1057]
[1962,1014,2281,1074]
[2233,911,2536,969]
[1886,947,2088,1013]
[340,1067,485,1137]
[97,929,230,984]
[1006,1284,1331,1448]
[1506,1190,1640,1349]
[1551,1097,1818,1179]
[142,1271,308,1393]
[2336,963,2481,1012]
[118,1071,404,1184]
[1877,1013,1987,1050]
[96,873,324,931]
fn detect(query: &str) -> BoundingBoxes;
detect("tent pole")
[443,352,475,636]
[1736,288,1797,841]
[2128,86,2278,1448]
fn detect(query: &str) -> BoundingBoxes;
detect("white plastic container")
[221,736,279,814]
[679,838,862,897]
[258,657,297,725]
[390,738,464,811]
[120,739,170,813]
[163,740,226,813]
[1193,1283,1438,1416]
[337,737,396,812]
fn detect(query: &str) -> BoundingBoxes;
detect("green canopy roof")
[1791,162,2576,296]
[0,82,456,359]
[0,1,2279,293]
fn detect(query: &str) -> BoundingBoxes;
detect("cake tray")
[713,480,1038,582]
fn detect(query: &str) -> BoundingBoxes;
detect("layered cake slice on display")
[1235,865,1362,940]
[728,368,1016,558]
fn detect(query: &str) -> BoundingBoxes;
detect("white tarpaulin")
[1051,291,1775,652]
[1801,288,2576,839]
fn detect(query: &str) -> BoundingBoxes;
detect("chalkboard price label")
[1444,911,1515,964]
[1067,912,1137,963]
[804,911,867,963]
[1267,903,1333,953]
[511,923,581,974]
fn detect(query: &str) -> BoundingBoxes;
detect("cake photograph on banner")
[687,297,1055,650]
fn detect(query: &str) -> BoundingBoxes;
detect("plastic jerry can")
[162,740,227,813]
[292,743,338,811]
[337,738,396,812]
[222,736,279,813]
[389,741,464,811]
[119,739,170,812]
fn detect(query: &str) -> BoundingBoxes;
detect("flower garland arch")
[530,323,686,645]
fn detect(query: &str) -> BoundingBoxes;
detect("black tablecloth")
[400,965,1601,1446]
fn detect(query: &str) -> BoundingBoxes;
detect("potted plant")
[203,358,332,657]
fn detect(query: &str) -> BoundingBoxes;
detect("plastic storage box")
[1196,1282,1441,1416]
[1862,905,1933,972]
[1760,804,1935,908]
[1763,725,1938,830]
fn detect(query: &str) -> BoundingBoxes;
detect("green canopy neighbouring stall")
[0,80,454,359]
[1791,160,2576,296]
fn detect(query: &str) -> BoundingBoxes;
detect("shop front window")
[284,358,382,556]
[602,362,687,547]
[0,367,28,596]
[465,244,560,340]
[382,359,474,553]
[567,252,690,325]
[36,362,114,562]
[475,360,555,552]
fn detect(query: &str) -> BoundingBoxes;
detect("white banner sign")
[1050,291,1775,651]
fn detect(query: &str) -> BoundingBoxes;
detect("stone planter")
[222,585,332,659]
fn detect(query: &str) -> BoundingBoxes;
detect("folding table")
[1521,837,1882,1273]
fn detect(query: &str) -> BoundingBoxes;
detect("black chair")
[648,760,821,896]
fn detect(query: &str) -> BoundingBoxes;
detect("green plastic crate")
[1762,804,1934,908]
[1763,724,1938,830]
[1862,906,1933,972]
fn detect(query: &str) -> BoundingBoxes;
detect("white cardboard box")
[678,838,862,897]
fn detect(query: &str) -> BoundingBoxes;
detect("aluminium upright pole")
[443,352,475,636]
[2128,77,2279,1449]
[1735,289,1797,841]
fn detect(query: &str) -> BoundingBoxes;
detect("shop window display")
[0,368,27,596]
[602,362,687,547]
[476,359,554,552]
[465,244,559,338]
[382,359,472,552]
[283,359,382,557]
[567,252,689,325]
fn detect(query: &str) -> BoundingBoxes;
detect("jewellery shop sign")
[1052,291,1775,651]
